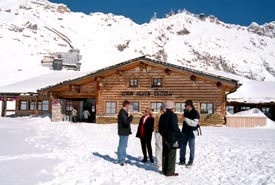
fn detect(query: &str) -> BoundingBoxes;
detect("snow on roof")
[227,80,275,103]
[209,70,251,83]
[0,71,88,94]
[209,70,275,104]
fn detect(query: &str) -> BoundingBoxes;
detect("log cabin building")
[0,56,239,125]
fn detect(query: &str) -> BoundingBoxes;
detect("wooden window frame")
[29,100,36,111]
[175,102,186,113]
[42,100,49,111]
[226,105,234,114]
[129,102,139,113]
[152,77,162,88]
[105,101,117,115]
[151,102,163,113]
[261,107,270,114]
[240,106,250,111]
[20,100,28,111]
[65,101,73,112]
[200,102,214,114]
[37,100,48,111]
[129,78,138,88]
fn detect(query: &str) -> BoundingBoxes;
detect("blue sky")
[49,0,275,25]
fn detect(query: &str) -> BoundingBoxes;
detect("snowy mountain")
[1,0,275,87]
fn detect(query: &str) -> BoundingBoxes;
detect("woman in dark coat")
[136,109,154,163]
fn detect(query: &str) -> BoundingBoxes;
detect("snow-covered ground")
[0,117,275,185]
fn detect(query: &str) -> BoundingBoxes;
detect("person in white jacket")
[179,100,200,167]
[83,109,91,122]
[71,107,78,123]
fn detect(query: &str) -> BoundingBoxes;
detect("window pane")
[151,102,162,112]
[226,106,234,114]
[262,107,270,113]
[175,103,185,113]
[106,102,116,115]
[66,101,73,111]
[241,106,250,111]
[201,103,214,114]
[130,102,139,113]
[20,101,27,110]
[153,78,161,87]
[207,104,213,114]
[30,101,36,110]
[42,100,49,111]
[130,79,138,87]
[38,101,42,110]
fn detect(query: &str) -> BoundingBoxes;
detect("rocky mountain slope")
[0,0,275,86]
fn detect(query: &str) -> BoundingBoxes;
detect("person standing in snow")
[179,100,200,167]
[82,109,90,122]
[117,100,133,166]
[159,101,181,176]
[136,108,154,163]
[71,107,78,123]
[154,103,166,168]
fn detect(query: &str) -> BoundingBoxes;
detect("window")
[241,106,250,111]
[262,107,270,114]
[175,103,185,113]
[42,100,49,111]
[65,101,73,111]
[129,79,138,87]
[152,78,162,87]
[129,102,139,113]
[201,103,214,114]
[20,101,27,110]
[226,106,234,114]
[38,100,49,111]
[30,101,36,110]
[106,102,117,115]
[151,102,163,112]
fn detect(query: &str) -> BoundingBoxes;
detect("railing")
[226,116,267,128]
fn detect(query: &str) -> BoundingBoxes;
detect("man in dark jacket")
[179,100,200,167]
[159,101,181,176]
[117,100,133,166]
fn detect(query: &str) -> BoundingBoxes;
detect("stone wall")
[51,99,64,122]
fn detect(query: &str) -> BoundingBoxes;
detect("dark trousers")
[162,138,177,175]
[179,133,195,163]
[140,136,153,160]
[72,116,78,123]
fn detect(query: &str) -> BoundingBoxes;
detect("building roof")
[0,71,87,94]
[38,56,238,92]
[227,80,275,103]
[0,56,239,95]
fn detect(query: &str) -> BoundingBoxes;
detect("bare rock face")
[248,22,275,38]
[24,21,38,31]
[56,5,70,14]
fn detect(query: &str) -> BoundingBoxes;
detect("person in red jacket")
[136,108,154,163]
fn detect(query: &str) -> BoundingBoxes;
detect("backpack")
[193,124,202,136]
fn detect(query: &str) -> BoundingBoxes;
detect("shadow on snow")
[92,152,159,173]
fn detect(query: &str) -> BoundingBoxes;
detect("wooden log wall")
[94,64,225,124]
[15,96,51,116]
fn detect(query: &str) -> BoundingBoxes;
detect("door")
[83,99,96,123]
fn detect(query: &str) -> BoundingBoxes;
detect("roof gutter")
[225,80,242,107]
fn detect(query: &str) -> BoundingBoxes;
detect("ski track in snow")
[0,117,275,185]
